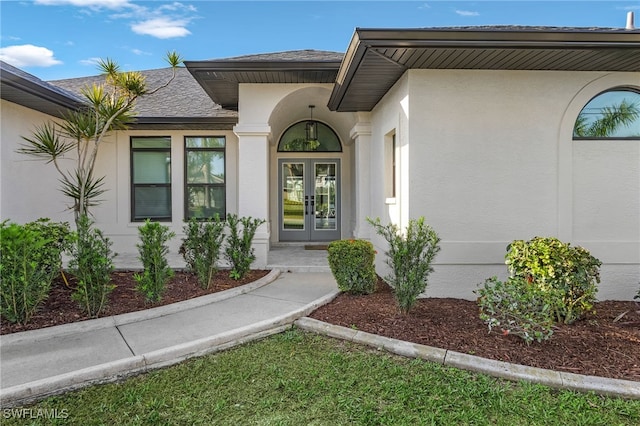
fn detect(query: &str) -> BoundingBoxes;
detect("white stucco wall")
[1,99,241,268]
[367,70,639,300]
[1,100,71,223]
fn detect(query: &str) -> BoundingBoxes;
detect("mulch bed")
[310,279,640,382]
[1,269,270,335]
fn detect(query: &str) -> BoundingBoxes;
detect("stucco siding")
[368,70,639,300]
[1,100,71,223]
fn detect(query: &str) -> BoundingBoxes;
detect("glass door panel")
[279,159,340,242]
[314,163,337,231]
[282,162,305,230]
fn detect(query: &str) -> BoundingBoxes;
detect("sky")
[1,0,639,81]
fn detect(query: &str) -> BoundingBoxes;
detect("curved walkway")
[1,270,638,408]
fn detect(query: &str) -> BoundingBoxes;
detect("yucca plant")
[17,52,183,223]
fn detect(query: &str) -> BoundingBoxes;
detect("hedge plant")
[476,276,555,344]
[505,237,601,324]
[0,219,71,324]
[368,217,441,314]
[327,239,377,294]
[180,216,226,289]
[134,220,175,302]
[68,215,116,318]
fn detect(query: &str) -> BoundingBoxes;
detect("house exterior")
[2,26,639,300]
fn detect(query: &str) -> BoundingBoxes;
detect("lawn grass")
[4,329,639,425]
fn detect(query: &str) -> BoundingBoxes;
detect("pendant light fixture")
[305,105,318,143]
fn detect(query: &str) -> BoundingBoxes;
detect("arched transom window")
[277,121,342,152]
[573,88,640,139]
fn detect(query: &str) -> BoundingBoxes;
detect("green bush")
[180,216,226,289]
[134,220,175,302]
[24,218,73,280]
[367,217,441,314]
[327,239,377,294]
[505,237,601,324]
[0,219,71,324]
[476,276,555,344]
[224,214,266,280]
[68,215,116,318]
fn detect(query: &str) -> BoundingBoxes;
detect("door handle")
[304,196,308,215]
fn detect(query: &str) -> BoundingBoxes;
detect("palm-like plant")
[574,99,639,138]
[18,52,183,222]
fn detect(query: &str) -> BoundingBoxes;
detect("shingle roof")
[49,67,238,129]
[215,50,344,62]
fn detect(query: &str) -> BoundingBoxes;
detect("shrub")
[134,220,175,302]
[0,219,70,324]
[180,216,226,289]
[224,214,266,280]
[327,239,377,294]
[476,276,555,344]
[68,215,116,317]
[505,237,601,324]
[24,218,73,280]
[367,217,441,314]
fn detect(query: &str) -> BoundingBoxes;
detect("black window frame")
[573,87,640,140]
[184,136,227,220]
[130,136,172,222]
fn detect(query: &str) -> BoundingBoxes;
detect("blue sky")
[1,0,638,80]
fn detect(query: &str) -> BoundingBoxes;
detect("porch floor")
[113,244,330,272]
[266,244,330,273]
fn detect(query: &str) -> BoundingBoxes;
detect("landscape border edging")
[1,269,281,346]
[294,317,640,400]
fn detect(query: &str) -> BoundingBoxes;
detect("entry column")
[350,114,372,240]
[233,123,271,267]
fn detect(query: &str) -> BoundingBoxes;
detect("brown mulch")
[310,279,640,382]
[0,269,270,335]
[2,272,639,383]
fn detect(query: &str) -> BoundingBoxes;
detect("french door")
[279,159,340,242]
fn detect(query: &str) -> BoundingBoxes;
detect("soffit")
[185,50,343,110]
[329,27,640,112]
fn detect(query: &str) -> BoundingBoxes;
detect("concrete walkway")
[0,270,340,407]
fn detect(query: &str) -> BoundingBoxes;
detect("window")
[385,131,396,200]
[277,121,342,152]
[131,136,172,221]
[185,136,226,219]
[573,88,640,139]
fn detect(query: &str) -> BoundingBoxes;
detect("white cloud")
[131,48,151,56]
[455,10,480,17]
[35,0,197,40]
[0,44,62,67]
[418,3,431,10]
[131,18,191,39]
[159,2,197,13]
[35,0,132,9]
[79,57,102,66]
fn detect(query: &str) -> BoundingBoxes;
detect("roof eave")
[185,59,342,110]
[1,69,84,117]
[328,27,640,112]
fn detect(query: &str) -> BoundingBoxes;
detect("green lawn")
[4,329,639,425]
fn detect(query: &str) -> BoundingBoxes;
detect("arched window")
[573,88,640,139]
[277,121,342,152]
